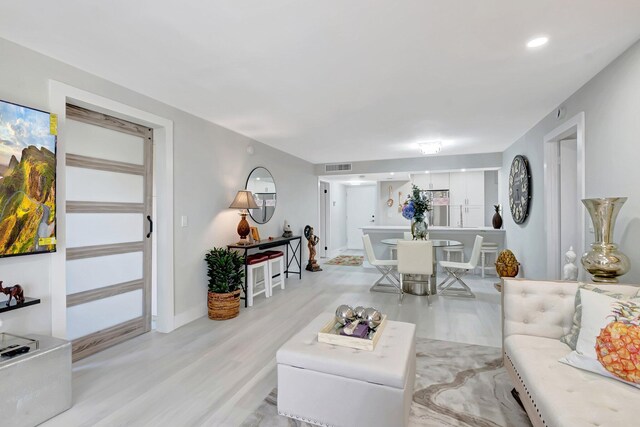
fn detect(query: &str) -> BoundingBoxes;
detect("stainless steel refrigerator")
[425,190,450,227]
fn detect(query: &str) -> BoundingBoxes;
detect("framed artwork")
[250,226,261,242]
[0,99,57,258]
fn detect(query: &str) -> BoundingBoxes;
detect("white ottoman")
[277,313,416,427]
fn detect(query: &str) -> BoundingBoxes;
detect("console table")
[1,334,71,426]
[228,235,302,307]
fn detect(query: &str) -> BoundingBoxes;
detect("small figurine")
[282,220,293,238]
[0,281,25,306]
[304,225,322,272]
[563,246,579,281]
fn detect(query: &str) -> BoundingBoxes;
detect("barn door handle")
[147,215,153,238]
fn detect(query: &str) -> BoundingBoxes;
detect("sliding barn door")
[65,104,152,361]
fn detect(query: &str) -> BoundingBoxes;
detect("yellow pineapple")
[595,301,640,384]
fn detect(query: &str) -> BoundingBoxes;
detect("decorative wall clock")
[508,155,531,224]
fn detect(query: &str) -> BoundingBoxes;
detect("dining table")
[380,238,462,295]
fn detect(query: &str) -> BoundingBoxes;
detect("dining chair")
[362,234,401,294]
[397,240,433,304]
[438,235,483,298]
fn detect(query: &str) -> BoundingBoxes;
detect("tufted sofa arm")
[502,279,579,342]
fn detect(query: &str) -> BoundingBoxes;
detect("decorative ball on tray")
[335,304,356,325]
[334,305,383,339]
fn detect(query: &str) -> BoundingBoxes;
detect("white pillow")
[576,289,621,358]
[560,288,640,388]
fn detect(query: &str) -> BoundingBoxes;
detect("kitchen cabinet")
[412,172,450,190]
[429,173,449,190]
[449,171,485,227]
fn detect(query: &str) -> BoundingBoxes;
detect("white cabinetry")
[449,171,485,227]
[412,172,450,190]
[429,173,449,190]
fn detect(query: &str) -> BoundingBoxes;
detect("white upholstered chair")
[397,240,433,304]
[390,231,416,259]
[362,234,401,294]
[438,235,483,298]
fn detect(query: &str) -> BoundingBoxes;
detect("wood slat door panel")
[65,104,153,361]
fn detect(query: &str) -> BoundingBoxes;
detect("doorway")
[64,104,153,361]
[346,185,376,250]
[544,112,585,279]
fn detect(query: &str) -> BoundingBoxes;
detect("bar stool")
[262,250,286,296]
[246,253,269,306]
[478,243,499,278]
[443,245,464,262]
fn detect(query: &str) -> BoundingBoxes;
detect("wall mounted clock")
[508,155,531,224]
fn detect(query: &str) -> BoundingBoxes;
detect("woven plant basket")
[208,289,241,320]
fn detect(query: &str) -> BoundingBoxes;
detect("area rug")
[241,338,531,427]
[324,255,364,266]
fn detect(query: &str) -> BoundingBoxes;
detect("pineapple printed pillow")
[560,288,640,387]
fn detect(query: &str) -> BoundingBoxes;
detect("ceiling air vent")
[325,163,352,172]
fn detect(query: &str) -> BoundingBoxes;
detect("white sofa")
[502,279,640,427]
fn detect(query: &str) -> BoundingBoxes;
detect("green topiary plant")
[204,248,246,293]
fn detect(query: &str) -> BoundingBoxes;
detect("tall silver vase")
[581,197,630,283]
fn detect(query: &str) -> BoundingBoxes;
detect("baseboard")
[173,305,207,329]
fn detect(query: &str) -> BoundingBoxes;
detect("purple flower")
[402,201,415,220]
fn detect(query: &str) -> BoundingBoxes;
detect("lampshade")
[229,190,259,209]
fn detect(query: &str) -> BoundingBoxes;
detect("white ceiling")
[1,1,640,164]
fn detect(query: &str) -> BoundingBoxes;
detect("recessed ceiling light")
[425,171,430,174]
[419,141,442,155]
[527,36,549,48]
[461,169,466,172]
[390,172,395,176]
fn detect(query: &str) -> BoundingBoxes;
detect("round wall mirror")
[246,167,277,224]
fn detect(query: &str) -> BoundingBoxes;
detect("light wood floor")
[43,254,502,427]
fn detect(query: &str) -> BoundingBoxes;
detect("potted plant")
[204,247,245,320]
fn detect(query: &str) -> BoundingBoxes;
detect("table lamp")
[229,190,259,245]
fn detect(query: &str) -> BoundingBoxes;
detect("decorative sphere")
[335,305,355,325]
[363,307,382,329]
[354,306,366,319]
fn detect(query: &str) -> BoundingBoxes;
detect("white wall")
[329,182,347,255]
[500,39,640,282]
[315,152,502,175]
[377,180,412,226]
[484,170,499,227]
[0,37,317,335]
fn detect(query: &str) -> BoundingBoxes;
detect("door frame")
[49,81,176,335]
[543,112,586,280]
[318,180,330,258]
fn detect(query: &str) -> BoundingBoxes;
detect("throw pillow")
[560,289,640,387]
[560,283,634,350]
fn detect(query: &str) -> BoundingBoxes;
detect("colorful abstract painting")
[0,100,56,256]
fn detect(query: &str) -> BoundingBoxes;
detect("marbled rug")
[241,338,531,427]
[324,255,364,266]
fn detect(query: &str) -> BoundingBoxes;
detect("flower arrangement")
[402,185,431,239]
[402,185,430,222]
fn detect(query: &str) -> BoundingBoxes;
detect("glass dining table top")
[380,238,462,247]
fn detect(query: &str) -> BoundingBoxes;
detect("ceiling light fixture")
[527,36,549,48]
[425,171,430,174]
[419,141,442,155]
[390,172,395,176]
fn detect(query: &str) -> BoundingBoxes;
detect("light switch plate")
[181,215,188,227]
